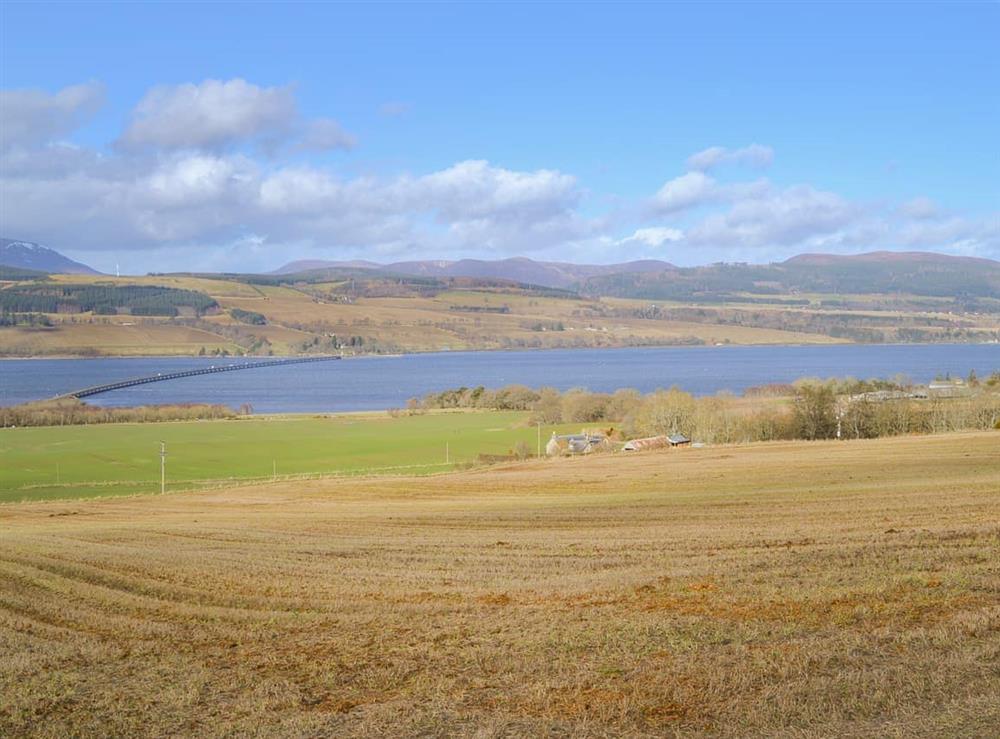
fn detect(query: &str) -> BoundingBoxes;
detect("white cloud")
[116,78,355,154]
[897,215,1000,255]
[617,227,684,248]
[0,138,593,263]
[685,184,859,250]
[0,82,105,150]
[414,160,579,221]
[641,172,999,262]
[119,79,297,150]
[651,171,718,213]
[686,144,773,172]
[140,154,256,208]
[1,85,997,270]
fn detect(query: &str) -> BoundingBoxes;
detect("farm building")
[925,381,969,399]
[622,435,669,452]
[667,434,691,446]
[848,390,914,403]
[546,432,608,456]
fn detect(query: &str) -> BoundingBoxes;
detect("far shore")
[1,337,999,363]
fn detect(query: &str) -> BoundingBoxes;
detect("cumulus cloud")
[617,227,684,248]
[2,84,997,270]
[686,143,773,172]
[651,171,719,213]
[119,79,296,150]
[685,184,859,249]
[0,82,105,150]
[0,136,593,263]
[632,148,1000,261]
[415,160,579,222]
[117,78,355,153]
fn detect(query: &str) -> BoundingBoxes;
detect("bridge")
[55,355,342,400]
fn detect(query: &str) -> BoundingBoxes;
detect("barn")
[622,435,669,452]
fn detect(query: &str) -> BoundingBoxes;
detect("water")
[1,344,997,413]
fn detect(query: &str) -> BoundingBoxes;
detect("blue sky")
[1,1,997,272]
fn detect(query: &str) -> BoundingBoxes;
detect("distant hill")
[277,259,382,272]
[578,251,1000,300]
[0,239,100,275]
[273,256,676,289]
[784,251,1000,268]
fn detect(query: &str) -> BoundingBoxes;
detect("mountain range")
[274,251,1000,298]
[0,239,100,275]
[2,237,998,300]
[273,256,677,289]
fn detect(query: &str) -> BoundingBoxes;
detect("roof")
[667,434,691,444]
[622,436,668,451]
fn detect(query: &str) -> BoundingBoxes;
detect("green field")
[0,412,574,503]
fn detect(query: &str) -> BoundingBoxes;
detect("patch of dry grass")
[0,322,239,356]
[1,432,998,736]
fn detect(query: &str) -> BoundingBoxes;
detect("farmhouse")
[546,432,608,456]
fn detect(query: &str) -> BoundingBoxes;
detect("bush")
[230,308,267,325]
[792,383,838,440]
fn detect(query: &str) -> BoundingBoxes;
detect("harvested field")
[1,432,998,736]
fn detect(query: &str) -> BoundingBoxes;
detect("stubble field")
[1,431,998,737]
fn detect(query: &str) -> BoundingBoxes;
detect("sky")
[0,1,998,274]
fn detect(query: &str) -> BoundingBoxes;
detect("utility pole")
[446,442,450,465]
[537,422,541,458]
[272,459,277,481]
[159,441,167,495]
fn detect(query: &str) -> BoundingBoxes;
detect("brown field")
[6,271,1000,356]
[2,432,998,737]
[4,270,1000,357]
[0,322,239,356]
[219,289,845,352]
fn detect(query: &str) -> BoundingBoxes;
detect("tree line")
[0,284,218,316]
[413,373,1000,443]
[0,398,238,428]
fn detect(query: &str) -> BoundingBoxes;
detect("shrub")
[230,308,267,325]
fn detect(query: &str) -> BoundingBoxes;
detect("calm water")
[1,344,997,413]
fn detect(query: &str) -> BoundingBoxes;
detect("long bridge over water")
[55,355,342,400]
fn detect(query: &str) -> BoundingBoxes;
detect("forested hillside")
[579,252,1000,302]
[0,284,218,316]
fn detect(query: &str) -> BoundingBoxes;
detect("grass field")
[0,431,997,736]
[0,412,578,502]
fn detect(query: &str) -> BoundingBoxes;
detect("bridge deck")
[55,355,341,400]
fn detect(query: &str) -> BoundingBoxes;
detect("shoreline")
[1,338,998,362]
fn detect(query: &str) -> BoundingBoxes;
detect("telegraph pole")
[159,441,167,494]
[537,423,541,459]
